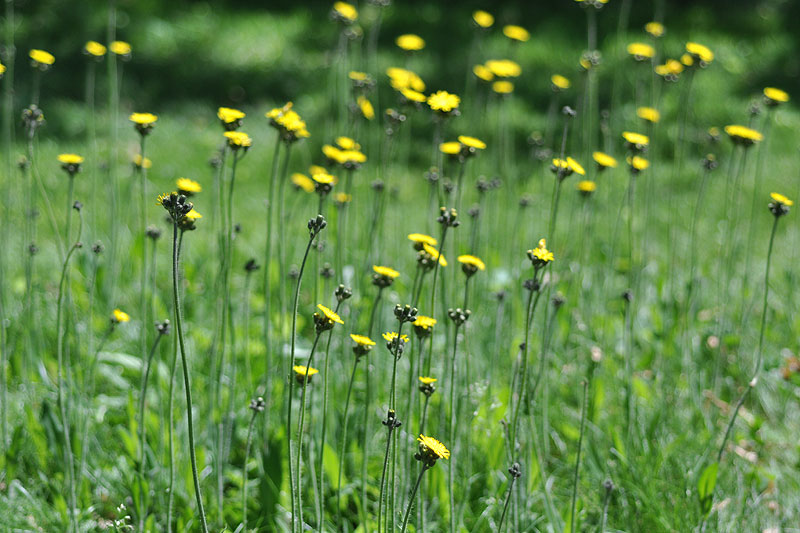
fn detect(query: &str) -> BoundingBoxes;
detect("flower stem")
[336,357,360,523]
[569,380,589,533]
[242,406,258,531]
[400,465,429,533]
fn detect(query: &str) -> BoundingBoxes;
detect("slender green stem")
[264,137,282,365]
[401,465,429,533]
[336,357,360,522]
[295,331,323,531]
[569,381,588,533]
[378,322,405,533]
[497,475,517,533]
[447,323,461,533]
[242,406,259,531]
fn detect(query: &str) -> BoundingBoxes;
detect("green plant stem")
[496,474,517,533]
[295,331,323,531]
[378,322,405,533]
[264,136,282,368]
[569,380,589,533]
[447,323,461,533]
[401,464,429,533]
[242,406,259,532]
[336,356,360,522]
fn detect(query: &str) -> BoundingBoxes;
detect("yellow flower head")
[485,59,522,78]
[636,107,660,123]
[551,74,571,90]
[372,265,400,279]
[627,42,655,60]
[312,171,336,185]
[428,90,460,113]
[293,365,319,382]
[382,332,409,343]
[396,34,425,51]
[350,334,376,347]
[769,192,792,217]
[408,233,438,249]
[622,131,649,150]
[85,41,107,57]
[357,95,375,120]
[110,41,131,56]
[291,173,315,193]
[645,21,665,37]
[413,316,437,330]
[577,180,597,194]
[626,155,650,171]
[387,67,425,92]
[764,87,789,106]
[593,151,618,169]
[457,254,486,271]
[418,376,438,385]
[112,309,130,323]
[29,49,55,66]
[334,192,352,205]
[439,141,461,155]
[224,130,252,149]
[58,153,84,165]
[503,25,530,42]
[217,107,246,127]
[686,42,714,63]
[656,59,684,78]
[349,71,368,81]
[770,192,792,206]
[130,113,158,126]
[492,81,514,94]
[332,1,358,23]
[458,135,486,150]
[317,303,344,325]
[528,238,554,266]
[422,242,447,266]
[134,154,152,169]
[724,124,763,146]
[552,157,585,177]
[0,63,4,76]
[473,64,494,82]
[400,88,427,103]
[336,136,360,150]
[177,177,202,195]
[472,10,494,28]
[417,434,450,461]
[184,209,202,221]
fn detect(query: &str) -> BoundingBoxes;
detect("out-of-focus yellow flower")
[351,334,375,346]
[217,107,246,127]
[627,42,655,60]
[492,81,514,94]
[626,155,650,171]
[336,136,360,150]
[396,34,425,51]
[770,192,792,207]
[85,41,107,57]
[112,309,130,323]
[422,242,447,266]
[528,238,554,266]
[686,42,713,63]
[332,1,357,23]
[177,178,202,195]
[134,154,152,169]
[130,113,158,126]
[622,131,649,149]
[485,59,521,78]
[593,151,618,169]
[291,173,315,193]
[764,87,789,106]
[224,131,252,149]
[473,64,494,82]
[439,142,461,155]
[29,49,55,66]
[357,95,374,120]
[724,124,763,146]
[458,135,486,150]
[317,303,344,324]
[503,25,530,42]
[472,10,494,28]
[457,254,486,271]
[387,67,425,92]
[551,74,570,90]
[577,180,597,195]
[645,21,665,37]
[373,265,400,279]
[400,88,427,103]
[58,154,85,165]
[636,107,660,123]
[427,90,460,113]
[110,41,131,56]
[408,233,437,248]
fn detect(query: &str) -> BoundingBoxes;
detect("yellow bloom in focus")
[622,131,649,149]
[177,177,202,195]
[85,41,107,57]
[439,142,461,155]
[413,316,437,330]
[473,64,494,82]
[472,10,494,28]
[317,304,344,325]
[551,74,570,90]
[350,334,376,346]
[408,233,438,247]
[577,180,597,194]
[357,95,375,120]
[492,81,514,94]
[593,151,618,169]
[110,41,131,56]
[130,113,158,126]
[29,49,55,66]
[293,365,319,380]
[291,173,315,193]
[373,265,400,279]
[428,90,460,113]
[418,376,437,385]
[528,238,554,265]
[627,155,650,171]
[396,34,425,51]
[417,434,450,460]
[485,59,521,78]
[636,107,660,123]
[458,135,486,150]
[218,107,245,125]
[332,1,358,23]
[58,154,84,165]
[383,332,409,343]
[764,87,789,105]
[686,42,713,63]
[770,192,793,206]
[457,254,486,271]
[112,309,130,323]
[503,25,530,42]
[724,124,763,145]
[422,242,447,266]
[627,42,655,59]
[224,131,252,148]
[645,21,665,37]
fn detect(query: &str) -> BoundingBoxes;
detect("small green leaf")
[697,462,718,514]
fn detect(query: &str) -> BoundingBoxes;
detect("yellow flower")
[724,124,763,145]
[387,67,426,92]
[373,265,400,279]
[224,130,252,148]
[645,21,665,37]
[503,25,530,42]
[485,59,521,78]
[317,303,344,325]
[382,332,409,343]
[351,334,376,347]
[472,10,494,28]
[627,42,655,60]
[58,154,84,165]
[592,151,618,169]
[0,63,4,76]
[29,49,55,66]
[770,192,793,206]
[439,141,461,155]
[85,41,107,57]
[184,209,202,221]
[626,155,650,171]
[413,316,437,330]
[418,376,437,384]
[349,71,368,81]
[293,365,319,381]
[686,42,713,63]
[218,107,245,124]
[427,90,460,113]
[332,1,358,23]
[130,113,158,126]
[656,59,684,77]
[291,173,315,193]
[334,192,352,204]
[400,88,427,103]
[266,101,293,119]
[112,309,130,323]
[133,154,152,169]
[492,81,514,94]
[177,177,202,195]
[312,171,335,185]
[577,180,597,194]
[408,233,438,247]
[357,95,374,120]
[396,34,425,51]
[457,254,486,271]
[764,87,789,105]
[636,107,660,123]
[528,238,554,265]
[458,135,486,150]
[422,242,447,266]
[110,41,131,56]
[552,157,585,176]
[473,64,494,82]
[622,131,649,149]
[551,74,570,90]
[417,434,450,460]
[336,136,360,150]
